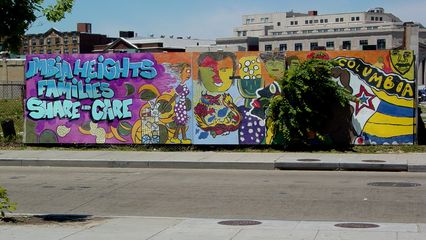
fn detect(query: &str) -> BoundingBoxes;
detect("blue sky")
[27,0,426,39]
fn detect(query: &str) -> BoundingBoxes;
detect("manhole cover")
[335,223,380,229]
[362,160,386,163]
[218,220,262,226]
[297,159,321,162]
[367,182,421,187]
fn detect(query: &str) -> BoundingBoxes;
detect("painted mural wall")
[24,50,416,145]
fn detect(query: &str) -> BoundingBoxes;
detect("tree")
[0,0,74,53]
[0,186,16,219]
[267,58,352,148]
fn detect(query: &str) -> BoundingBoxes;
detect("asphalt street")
[1,166,426,223]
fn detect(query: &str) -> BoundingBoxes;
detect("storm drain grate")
[218,220,262,226]
[296,159,321,162]
[35,214,93,223]
[367,182,421,187]
[335,223,380,229]
[362,160,386,163]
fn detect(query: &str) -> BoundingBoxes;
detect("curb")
[0,158,424,172]
[0,158,275,170]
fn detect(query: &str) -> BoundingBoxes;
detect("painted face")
[390,50,414,75]
[180,66,191,83]
[265,60,285,80]
[199,56,234,92]
[289,59,300,71]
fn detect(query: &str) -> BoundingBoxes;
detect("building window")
[277,22,281,26]
[310,42,318,50]
[265,44,272,51]
[55,37,60,45]
[379,17,383,21]
[325,19,328,23]
[64,38,68,44]
[302,30,313,34]
[294,21,298,25]
[371,16,375,21]
[279,44,287,51]
[47,49,52,54]
[39,39,43,45]
[367,26,379,30]
[343,41,351,50]
[305,20,309,24]
[318,29,328,33]
[320,19,324,23]
[351,17,355,21]
[64,49,69,54]
[335,18,339,22]
[31,39,37,45]
[340,17,344,22]
[309,20,313,24]
[72,36,78,44]
[360,40,368,46]
[39,50,44,54]
[377,39,386,50]
[356,16,360,21]
[246,19,251,24]
[334,28,345,32]
[295,43,303,51]
[72,48,78,53]
[326,41,334,49]
[290,21,294,25]
[314,19,318,23]
[242,31,247,36]
[47,38,51,45]
[287,31,297,35]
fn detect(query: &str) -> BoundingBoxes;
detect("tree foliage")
[0,186,16,219]
[0,0,74,53]
[268,58,352,148]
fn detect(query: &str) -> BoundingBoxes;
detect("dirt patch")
[0,214,108,226]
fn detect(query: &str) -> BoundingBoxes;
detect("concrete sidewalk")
[0,150,425,171]
[1,216,425,240]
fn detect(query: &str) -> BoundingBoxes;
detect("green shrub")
[268,59,352,148]
[0,186,16,219]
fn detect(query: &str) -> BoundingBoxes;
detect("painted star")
[354,85,376,115]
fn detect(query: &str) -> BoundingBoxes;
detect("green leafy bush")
[268,59,352,148]
[0,186,16,219]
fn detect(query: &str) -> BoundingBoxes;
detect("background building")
[93,35,215,53]
[229,7,426,52]
[20,23,114,55]
[222,7,426,84]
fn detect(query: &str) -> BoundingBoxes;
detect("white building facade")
[232,8,426,52]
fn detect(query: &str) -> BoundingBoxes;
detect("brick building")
[20,23,114,55]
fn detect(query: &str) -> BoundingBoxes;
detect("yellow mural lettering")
[368,73,383,88]
[347,60,356,69]
[396,82,404,93]
[383,76,395,90]
[337,58,347,67]
[362,67,373,78]
[402,83,414,98]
